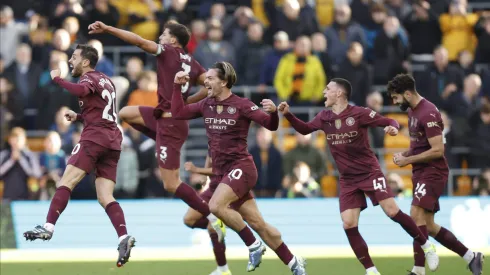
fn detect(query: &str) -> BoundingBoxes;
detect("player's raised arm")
[359,107,400,129]
[51,69,92,97]
[279,102,321,135]
[242,99,279,131]
[171,71,203,120]
[88,21,158,55]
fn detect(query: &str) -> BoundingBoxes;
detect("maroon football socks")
[210,232,227,266]
[46,186,71,225]
[175,183,211,217]
[105,201,128,237]
[191,216,209,229]
[274,242,295,265]
[391,210,428,244]
[413,225,428,267]
[238,226,257,246]
[345,227,375,269]
[434,227,469,257]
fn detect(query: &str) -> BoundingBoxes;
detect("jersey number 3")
[102,89,117,121]
[181,63,190,93]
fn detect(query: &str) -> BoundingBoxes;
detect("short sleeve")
[420,111,443,139]
[79,75,96,93]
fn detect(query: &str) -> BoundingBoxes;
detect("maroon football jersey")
[155,44,206,111]
[285,105,399,180]
[408,98,449,174]
[78,71,122,151]
[170,85,279,176]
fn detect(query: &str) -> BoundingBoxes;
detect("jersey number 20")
[102,89,117,121]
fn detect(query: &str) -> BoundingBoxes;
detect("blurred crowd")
[1,0,489,201]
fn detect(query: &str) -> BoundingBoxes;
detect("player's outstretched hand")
[261,99,277,113]
[64,110,77,122]
[88,21,109,34]
[184,161,196,172]
[174,71,190,84]
[384,126,398,136]
[50,69,61,80]
[277,101,290,115]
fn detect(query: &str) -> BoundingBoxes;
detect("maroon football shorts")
[200,175,254,210]
[411,168,448,213]
[68,140,120,182]
[139,106,189,170]
[339,170,395,213]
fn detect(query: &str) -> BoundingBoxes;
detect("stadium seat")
[27,137,45,152]
[321,175,337,197]
[454,176,472,196]
[282,134,297,152]
[314,132,326,150]
[400,175,413,190]
[384,133,410,149]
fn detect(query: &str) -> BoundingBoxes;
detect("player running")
[87,21,225,239]
[387,74,484,275]
[23,44,135,267]
[278,78,439,275]
[184,155,232,275]
[171,62,307,275]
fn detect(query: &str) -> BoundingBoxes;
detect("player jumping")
[278,78,439,275]
[387,74,484,275]
[87,21,226,239]
[23,44,135,267]
[171,62,307,275]
[184,155,232,275]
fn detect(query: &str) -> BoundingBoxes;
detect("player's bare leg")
[238,199,306,275]
[424,211,483,275]
[341,208,380,275]
[119,106,156,140]
[96,177,135,267]
[160,167,224,240]
[209,184,266,272]
[378,198,439,273]
[183,208,231,275]
[24,164,86,241]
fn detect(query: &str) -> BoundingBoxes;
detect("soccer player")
[23,44,135,267]
[184,155,231,275]
[171,62,307,275]
[278,78,439,275]
[87,21,225,238]
[387,74,484,275]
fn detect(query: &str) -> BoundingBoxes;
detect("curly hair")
[387,74,417,95]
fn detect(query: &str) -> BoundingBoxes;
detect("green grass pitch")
[1,257,487,275]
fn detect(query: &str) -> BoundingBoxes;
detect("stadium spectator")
[366,91,385,150]
[0,77,23,140]
[43,28,74,68]
[474,12,490,64]
[416,46,465,108]
[250,127,283,198]
[38,131,66,200]
[62,16,85,45]
[223,6,256,50]
[439,0,479,61]
[350,0,373,27]
[115,131,139,198]
[50,106,77,148]
[336,42,372,107]
[386,172,411,198]
[126,0,162,41]
[49,0,84,28]
[372,16,410,85]
[385,0,412,21]
[279,161,320,198]
[473,168,490,196]
[39,51,69,88]
[258,31,290,97]
[457,50,476,76]
[119,57,144,108]
[274,36,325,107]
[236,22,271,85]
[404,0,442,57]
[3,44,42,129]
[311,32,335,82]
[324,3,366,66]
[187,19,207,54]
[83,0,120,46]
[363,2,389,63]
[0,5,39,68]
[111,76,130,112]
[0,127,41,201]
[209,3,230,24]
[153,0,191,33]
[468,104,490,169]
[126,70,158,108]
[88,39,115,77]
[282,132,326,183]
[194,20,236,69]
[264,0,320,44]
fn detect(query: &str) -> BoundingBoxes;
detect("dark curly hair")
[164,22,191,48]
[387,74,417,95]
